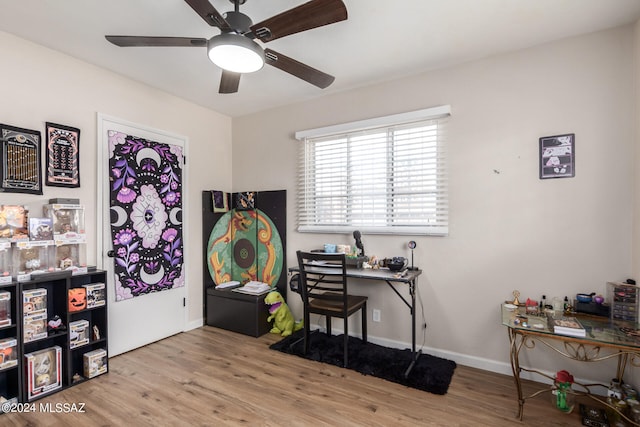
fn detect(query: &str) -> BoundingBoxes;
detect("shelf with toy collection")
[17,269,108,402]
[66,271,108,386]
[1,203,88,282]
[0,203,108,407]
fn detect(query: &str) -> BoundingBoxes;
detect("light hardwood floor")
[3,326,591,426]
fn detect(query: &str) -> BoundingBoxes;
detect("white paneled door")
[97,114,186,356]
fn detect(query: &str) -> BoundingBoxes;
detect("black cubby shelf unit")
[17,270,108,403]
[0,281,21,408]
[67,271,108,387]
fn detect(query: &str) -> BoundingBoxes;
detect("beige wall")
[0,31,233,327]
[1,20,637,383]
[233,25,635,380]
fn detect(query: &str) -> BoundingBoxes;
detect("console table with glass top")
[501,304,640,425]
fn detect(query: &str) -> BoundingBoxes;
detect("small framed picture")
[45,122,80,188]
[235,191,256,210]
[539,133,575,179]
[212,191,229,213]
[0,124,42,194]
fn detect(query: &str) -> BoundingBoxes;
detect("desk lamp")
[408,240,418,270]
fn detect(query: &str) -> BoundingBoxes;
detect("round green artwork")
[207,209,283,286]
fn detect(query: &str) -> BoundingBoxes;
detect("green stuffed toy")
[265,291,303,337]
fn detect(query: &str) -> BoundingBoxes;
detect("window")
[296,105,450,235]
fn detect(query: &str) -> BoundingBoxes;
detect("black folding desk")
[290,265,422,377]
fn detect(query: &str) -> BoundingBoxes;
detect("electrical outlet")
[373,309,381,322]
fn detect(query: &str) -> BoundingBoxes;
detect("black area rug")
[269,330,457,395]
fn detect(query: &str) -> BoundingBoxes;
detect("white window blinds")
[296,106,450,235]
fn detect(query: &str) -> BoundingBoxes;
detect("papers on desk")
[232,281,272,295]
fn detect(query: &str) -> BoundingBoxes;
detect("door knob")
[107,250,115,258]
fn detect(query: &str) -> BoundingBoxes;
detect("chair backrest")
[296,250,349,310]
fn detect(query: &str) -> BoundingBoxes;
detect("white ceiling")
[1,0,640,118]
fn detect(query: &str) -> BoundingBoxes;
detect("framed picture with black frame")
[45,122,80,187]
[0,123,43,194]
[539,133,575,179]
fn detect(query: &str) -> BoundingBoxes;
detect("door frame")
[96,113,189,355]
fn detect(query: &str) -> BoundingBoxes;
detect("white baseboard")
[186,318,204,331]
[310,324,607,393]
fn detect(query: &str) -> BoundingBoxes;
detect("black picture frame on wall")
[0,123,43,194]
[45,122,80,188]
[539,133,575,179]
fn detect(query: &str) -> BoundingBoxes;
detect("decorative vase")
[552,381,575,413]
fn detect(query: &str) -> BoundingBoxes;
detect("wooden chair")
[296,250,368,367]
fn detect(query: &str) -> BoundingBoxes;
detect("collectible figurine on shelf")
[47,315,66,333]
[0,339,16,368]
[54,209,73,234]
[57,245,75,270]
[25,347,62,399]
[34,352,52,385]
[25,259,41,270]
[29,218,53,241]
[93,325,100,341]
[35,373,50,388]
[22,248,40,271]
[0,205,28,240]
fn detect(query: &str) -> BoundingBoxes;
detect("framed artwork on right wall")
[539,133,575,179]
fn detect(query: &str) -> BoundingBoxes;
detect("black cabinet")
[206,287,270,337]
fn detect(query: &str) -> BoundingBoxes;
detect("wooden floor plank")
[2,326,590,426]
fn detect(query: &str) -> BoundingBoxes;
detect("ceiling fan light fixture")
[207,33,264,73]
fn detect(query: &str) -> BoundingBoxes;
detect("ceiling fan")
[105,0,348,94]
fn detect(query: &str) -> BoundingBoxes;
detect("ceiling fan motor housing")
[223,11,253,34]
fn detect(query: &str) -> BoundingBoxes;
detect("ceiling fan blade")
[184,0,231,30]
[105,36,207,47]
[219,71,241,94]
[265,48,334,89]
[250,0,347,43]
